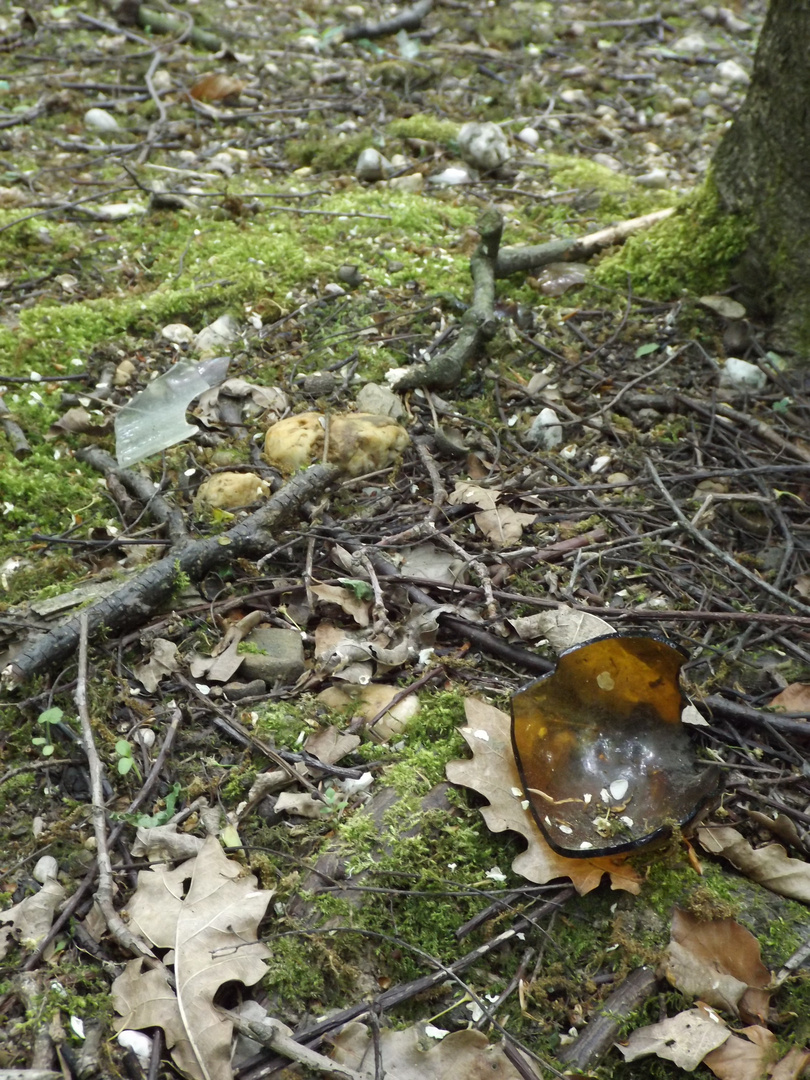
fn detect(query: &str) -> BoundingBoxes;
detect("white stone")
[194,314,240,355]
[517,126,539,149]
[527,407,563,449]
[637,168,669,188]
[429,165,474,186]
[356,147,390,181]
[592,153,622,172]
[388,173,424,193]
[457,121,511,171]
[33,855,59,883]
[84,107,119,132]
[720,357,767,391]
[716,59,750,85]
[672,32,708,55]
[161,322,195,345]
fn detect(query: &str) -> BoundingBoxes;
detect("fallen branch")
[392,208,503,392]
[556,966,660,1071]
[113,1,222,50]
[494,207,675,278]
[0,395,31,459]
[3,465,337,687]
[339,0,433,42]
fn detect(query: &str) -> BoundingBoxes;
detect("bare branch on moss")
[494,207,675,278]
[3,465,338,687]
[339,0,433,42]
[392,208,503,392]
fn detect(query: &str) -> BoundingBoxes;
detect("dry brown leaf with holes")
[330,1021,528,1080]
[698,826,810,903]
[134,638,180,693]
[189,73,247,103]
[447,481,500,511]
[508,606,614,650]
[445,698,641,895]
[703,1025,776,1080]
[0,878,64,958]
[794,574,810,599]
[113,837,273,1080]
[768,683,810,713]
[665,908,771,1023]
[616,1006,730,1069]
[311,583,371,627]
[473,507,536,547]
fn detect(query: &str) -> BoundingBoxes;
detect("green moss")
[252,697,322,748]
[594,175,752,299]
[286,132,378,172]
[387,114,459,145]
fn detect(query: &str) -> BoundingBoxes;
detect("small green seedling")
[320,785,349,817]
[115,739,141,779]
[33,707,64,757]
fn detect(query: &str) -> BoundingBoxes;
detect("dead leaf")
[474,507,536,547]
[770,1046,810,1079]
[330,1021,529,1080]
[190,611,264,683]
[47,406,111,439]
[318,684,420,740]
[131,824,205,863]
[445,698,641,895]
[0,878,65,958]
[304,725,362,766]
[508,606,614,650]
[189,74,247,103]
[447,481,500,511]
[794,574,810,600]
[275,791,323,818]
[665,908,771,1022]
[703,1026,776,1080]
[398,543,466,584]
[616,1006,730,1069]
[311,583,371,627]
[768,683,810,713]
[113,836,273,1080]
[134,638,180,693]
[698,826,810,903]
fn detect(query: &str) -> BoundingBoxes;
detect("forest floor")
[2,1,810,1079]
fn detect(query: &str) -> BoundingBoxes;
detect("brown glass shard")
[511,635,720,858]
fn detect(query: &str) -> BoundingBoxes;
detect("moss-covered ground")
[4,1,810,1078]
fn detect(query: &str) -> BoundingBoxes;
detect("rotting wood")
[556,965,661,1072]
[3,464,337,686]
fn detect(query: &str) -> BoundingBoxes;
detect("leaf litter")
[2,0,810,1077]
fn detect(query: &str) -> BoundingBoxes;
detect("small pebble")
[84,107,119,132]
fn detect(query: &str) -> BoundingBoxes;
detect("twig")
[556,966,660,1071]
[3,465,337,686]
[339,0,433,42]
[645,457,810,616]
[392,208,503,391]
[0,395,31,458]
[75,614,162,963]
[221,1012,365,1080]
[494,208,675,277]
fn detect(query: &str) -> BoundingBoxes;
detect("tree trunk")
[712,0,810,347]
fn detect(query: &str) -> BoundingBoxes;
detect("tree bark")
[712,0,810,344]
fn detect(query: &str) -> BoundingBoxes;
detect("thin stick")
[75,614,162,963]
[645,457,810,616]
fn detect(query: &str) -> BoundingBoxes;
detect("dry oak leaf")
[703,1024,776,1080]
[113,836,273,1080]
[330,1021,528,1080]
[508,605,614,650]
[473,506,536,547]
[617,1005,730,1070]
[665,907,771,1023]
[768,683,810,713]
[189,74,247,103]
[445,698,641,895]
[0,877,65,958]
[698,826,810,904]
